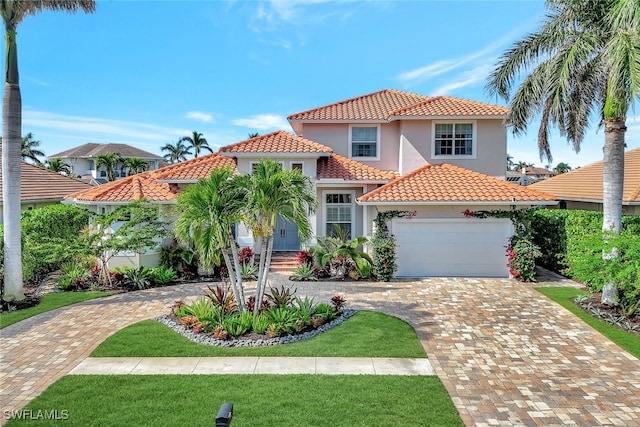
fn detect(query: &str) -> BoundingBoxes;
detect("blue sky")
[7,0,640,168]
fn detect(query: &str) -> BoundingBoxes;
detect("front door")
[273,216,300,251]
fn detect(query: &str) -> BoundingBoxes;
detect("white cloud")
[232,114,289,130]
[184,111,214,123]
[397,20,539,88]
[432,64,494,95]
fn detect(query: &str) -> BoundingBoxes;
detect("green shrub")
[240,262,258,280]
[507,237,542,282]
[116,266,153,290]
[371,236,396,282]
[289,263,317,281]
[58,262,91,291]
[149,265,178,285]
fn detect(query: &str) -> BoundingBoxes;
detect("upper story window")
[432,122,476,159]
[349,125,379,159]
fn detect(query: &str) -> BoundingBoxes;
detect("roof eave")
[317,179,391,185]
[221,152,330,158]
[356,200,557,206]
[388,114,508,121]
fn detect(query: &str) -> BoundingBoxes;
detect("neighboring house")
[49,143,164,182]
[0,160,93,223]
[515,167,557,182]
[505,171,538,186]
[530,147,640,215]
[65,89,556,277]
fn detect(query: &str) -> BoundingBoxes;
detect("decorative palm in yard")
[1,0,96,302]
[244,159,317,313]
[174,167,248,309]
[487,0,639,304]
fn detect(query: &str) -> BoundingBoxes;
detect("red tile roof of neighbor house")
[530,148,640,204]
[153,153,236,181]
[287,89,509,121]
[317,154,397,181]
[49,143,163,160]
[65,172,177,203]
[0,161,93,204]
[358,163,556,204]
[220,130,333,154]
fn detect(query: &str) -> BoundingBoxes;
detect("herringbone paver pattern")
[1,272,639,426]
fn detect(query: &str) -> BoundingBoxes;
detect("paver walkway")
[1,271,640,426]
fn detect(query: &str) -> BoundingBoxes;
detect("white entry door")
[392,218,513,277]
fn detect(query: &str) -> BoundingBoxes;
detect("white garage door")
[393,218,513,277]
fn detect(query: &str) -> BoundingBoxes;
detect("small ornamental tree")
[85,200,168,285]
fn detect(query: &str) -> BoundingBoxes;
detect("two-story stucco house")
[65,89,556,277]
[49,143,164,182]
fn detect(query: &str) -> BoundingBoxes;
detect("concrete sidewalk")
[69,357,435,376]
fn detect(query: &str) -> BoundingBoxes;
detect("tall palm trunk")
[2,23,24,301]
[227,236,245,304]
[221,249,243,313]
[600,118,626,305]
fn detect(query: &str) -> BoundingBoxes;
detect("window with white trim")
[350,125,378,158]
[325,193,353,239]
[433,122,475,157]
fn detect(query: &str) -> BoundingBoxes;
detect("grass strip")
[5,375,462,427]
[0,292,112,329]
[535,287,640,359]
[92,311,426,358]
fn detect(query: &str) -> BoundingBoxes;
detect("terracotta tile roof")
[358,163,556,204]
[65,172,177,203]
[220,130,333,154]
[317,154,397,181]
[287,89,508,121]
[390,96,509,117]
[516,167,556,177]
[530,148,640,204]
[0,161,93,204]
[287,89,430,121]
[49,143,163,160]
[153,153,236,181]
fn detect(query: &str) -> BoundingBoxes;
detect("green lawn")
[0,292,112,329]
[536,287,640,359]
[92,311,427,358]
[5,375,462,427]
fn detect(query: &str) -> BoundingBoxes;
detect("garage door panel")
[392,219,513,278]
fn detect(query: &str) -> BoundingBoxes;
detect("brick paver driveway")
[1,273,639,426]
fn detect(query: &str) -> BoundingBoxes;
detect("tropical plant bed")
[158,309,356,347]
[574,292,640,336]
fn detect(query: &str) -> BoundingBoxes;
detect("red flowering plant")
[463,208,542,282]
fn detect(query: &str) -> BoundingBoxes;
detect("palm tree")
[554,162,572,174]
[487,0,639,303]
[506,153,515,171]
[174,167,248,309]
[2,0,96,302]
[94,152,122,181]
[161,139,192,164]
[20,132,45,164]
[45,158,72,175]
[244,159,317,313]
[121,157,149,176]
[180,131,212,158]
[515,161,535,172]
[248,132,260,139]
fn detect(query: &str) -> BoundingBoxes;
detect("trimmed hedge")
[532,210,640,271]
